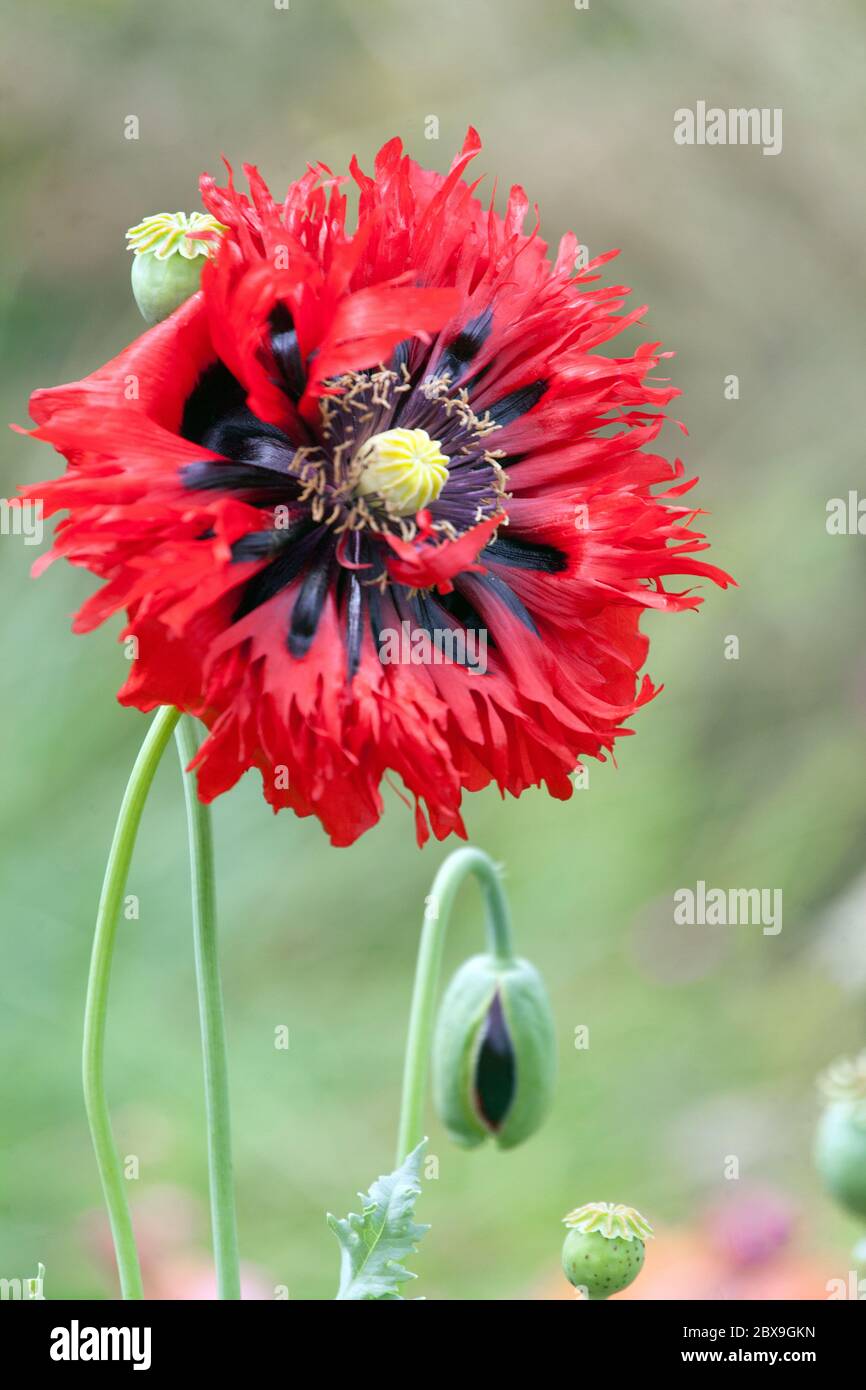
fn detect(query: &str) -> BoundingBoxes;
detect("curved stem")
[395,847,514,1165]
[83,704,181,1300]
[175,715,241,1300]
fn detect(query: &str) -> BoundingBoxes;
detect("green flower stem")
[175,715,241,1301]
[395,847,514,1165]
[83,704,181,1300]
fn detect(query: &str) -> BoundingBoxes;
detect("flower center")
[354,428,449,516]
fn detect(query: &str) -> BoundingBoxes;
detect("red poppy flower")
[17,129,731,846]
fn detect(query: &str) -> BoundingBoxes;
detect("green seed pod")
[561,1202,653,1300]
[432,952,556,1149]
[815,1051,866,1222]
[126,212,227,325]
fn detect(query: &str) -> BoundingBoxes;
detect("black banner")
[3,1297,856,1374]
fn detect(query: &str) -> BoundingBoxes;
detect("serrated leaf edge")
[329,1139,430,1300]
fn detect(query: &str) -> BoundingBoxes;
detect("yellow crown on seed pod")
[354,428,449,516]
[125,211,228,260]
[562,1202,655,1242]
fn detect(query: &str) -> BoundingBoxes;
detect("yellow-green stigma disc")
[354,428,449,515]
[126,211,227,261]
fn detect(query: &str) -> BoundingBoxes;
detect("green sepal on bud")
[126,212,227,325]
[561,1202,653,1300]
[432,952,556,1150]
[815,1050,866,1222]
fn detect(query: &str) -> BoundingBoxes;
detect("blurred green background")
[2,0,866,1300]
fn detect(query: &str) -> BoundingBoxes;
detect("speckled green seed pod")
[562,1227,645,1299]
[815,1052,866,1222]
[432,952,556,1149]
[561,1202,653,1299]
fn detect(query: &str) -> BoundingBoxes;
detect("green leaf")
[327,1139,430,1300]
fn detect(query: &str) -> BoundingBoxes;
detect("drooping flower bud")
[432,952,556,1149]
[561,1201,653,1300]
[815,1051,866,1221]
[126,212,227,325]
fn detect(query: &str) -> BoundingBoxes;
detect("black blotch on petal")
[460,571,539,635]
[366,583,386,656]
[484,534,567,573]
[181,361,247,446]
[230,530,284,562]
[270,304,306,403]
[435,308,494,385]
[409,591,491,671]
[287,548,335,658]
[201,410,296,465]
[339,536,368,682]
[181,458,293,495]
[231,528,323,622]
[230,518,312,563]
[436,587,490,640]
[486,378,548,428]
[343,573,364,682]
